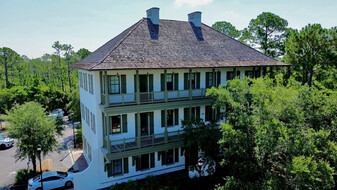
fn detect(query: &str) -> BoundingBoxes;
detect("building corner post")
[104,71,109,107]
[164,69,168,102]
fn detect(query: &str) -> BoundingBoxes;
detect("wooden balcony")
[103,130,183,154]
[101,88,207,107]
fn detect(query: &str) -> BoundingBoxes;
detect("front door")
[140,112,149,136]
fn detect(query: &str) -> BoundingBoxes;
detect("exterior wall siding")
[75,67,258,189]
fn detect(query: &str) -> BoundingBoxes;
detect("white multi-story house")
[72,7,287,189]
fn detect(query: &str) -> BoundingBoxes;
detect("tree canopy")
[207,76,337,189]
[4,102,59,172]
[212,21,241,39]
[285,24,337,87]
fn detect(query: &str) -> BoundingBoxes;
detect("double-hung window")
[113,159,122,175]
[184,72,200,89]
[111,115,121,134]
[161,73,178,91]
[206,72,221,88]
[161,109,179,127]
[109,75,120,94]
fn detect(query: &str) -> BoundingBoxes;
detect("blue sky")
[0,0,336,58]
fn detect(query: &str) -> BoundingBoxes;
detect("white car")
[28,171,74,190]
[49,109,64,118]
[0,134,14,149]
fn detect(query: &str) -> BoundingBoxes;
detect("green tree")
[0,47,21,88]
[207,76,337,189]
[246,12,288,58]
[285,24,337,87]
[212,21,241,38]
[52,41,65,92]
[4,102,59,172]
[76,48,91,60]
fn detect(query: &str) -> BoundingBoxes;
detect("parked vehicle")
[49,109,64,118]
[27,171,74,190]
[0,134,14,149]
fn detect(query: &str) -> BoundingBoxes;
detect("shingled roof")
[72,18,288,70]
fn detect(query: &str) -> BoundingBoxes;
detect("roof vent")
[188,11,202,27]
[146,7,160,25]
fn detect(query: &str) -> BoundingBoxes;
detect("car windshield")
[57,171,67,177]
[0,135,4,140]
[52,110,58,114]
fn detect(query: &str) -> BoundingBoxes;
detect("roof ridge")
[89,18,146,70]
[202,23,279,62]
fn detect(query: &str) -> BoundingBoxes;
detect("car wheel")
[0,144,6,150]
[65,181,73,187]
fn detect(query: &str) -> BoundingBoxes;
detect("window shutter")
[206,72,210,88]
[149,112,154,135]
[174,109,179,125]
[149,74,153,92]
[136,157,141,171]
[175,148,179,163]
[196,106,200,120]
[161,110,165,128]
[122,114,128,133]
[174,73,178,90]
[184,108,189,121]
[205,106,212,121]
[134,75,137,93]
[150,153,155,168]
[123,158,129,174]
[161,152,167,165]
[121,75,126,93]
[135,113,138,137]
[196,73,200,89]
[107,161,112,177]
[237,71,241,77]
[184,73,188,90]
[161,74,165,91]
[217,71,221,87]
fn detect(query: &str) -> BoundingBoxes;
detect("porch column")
[104,71,109,107]
[164,69,168,102]
[212,68,216,87]
[263,67,267,76]
[270,66,274,78]
[189,69,192,100]
[136,70,140,104]
[137,112,141,148]
[105,115,112,153]
[253,67,256,78]
[164,109,168,143]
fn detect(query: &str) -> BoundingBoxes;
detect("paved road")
[0,117,78,188]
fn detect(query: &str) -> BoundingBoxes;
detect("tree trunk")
[31,155,37,173]
[67,62,72,93]
[59,56,64,92]
[308,68,314,87]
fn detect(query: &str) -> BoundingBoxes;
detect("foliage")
[109,174,179,190]
[212,21,241,38]
[75,124,82,144]
[285,24,337,87]
[243,12,288,58]
[66,90,81,121]
[0,47,21,89]
[5,102,59,172]
[206,76,337,189]
[182,119,222,165]
[15,169,38,185]
[0,79,69,114]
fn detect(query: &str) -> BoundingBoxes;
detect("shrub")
[76,124,82,144]
[15,169,38,185]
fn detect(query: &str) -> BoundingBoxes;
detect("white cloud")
[174,0,213,7]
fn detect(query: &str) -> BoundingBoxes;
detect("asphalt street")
[0,117,76,188]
